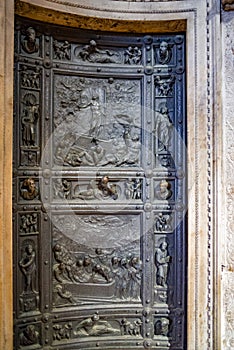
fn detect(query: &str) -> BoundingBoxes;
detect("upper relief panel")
[53,75,142,168]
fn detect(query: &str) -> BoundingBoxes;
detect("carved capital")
[222,0,234,10]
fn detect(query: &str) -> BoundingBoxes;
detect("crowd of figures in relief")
[53,243,142,302]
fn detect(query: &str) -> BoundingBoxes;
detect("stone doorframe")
[0,0,223,349]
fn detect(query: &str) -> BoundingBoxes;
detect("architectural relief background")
[222,9,234,350]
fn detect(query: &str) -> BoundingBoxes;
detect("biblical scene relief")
[154,212,173,233]
[154,317,170,337]
[20,65,40,90]
[52,214,142,305]
[19,324,40,347]
[52,315,142,342]
[53,39,71,60]
[154,75,175,97]
[53,176,142,202]
[20,213,39,234]
[53,76,141,167]
[75,40,142,65]
[53,176,118,201]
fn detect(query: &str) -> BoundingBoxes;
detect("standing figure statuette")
[19,243,36,293]
[154,107,173,152]
[155,242,171,288]
[21,93,39,147]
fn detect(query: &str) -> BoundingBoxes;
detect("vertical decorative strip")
[206,0,212,348]
[193,9,199,349]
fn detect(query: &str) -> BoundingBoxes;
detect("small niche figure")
[21,93,39,147]
[98,176,118,200]
[156,179,172,200]
[155,107,173,152]
[155,242,171,288]
[20,325,39,346]
[155,213,172,232]
[22,27,39,54]
[155,317,170,336]
[157,41,172,65]
[19,243,36,293]
[20,178,38,200]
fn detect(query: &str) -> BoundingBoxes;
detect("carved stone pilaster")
[222,9,234,350]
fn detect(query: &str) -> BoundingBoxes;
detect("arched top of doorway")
[15,0,187,33]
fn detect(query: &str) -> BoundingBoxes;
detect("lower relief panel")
[52,213,142,306]
[50,213,144,348]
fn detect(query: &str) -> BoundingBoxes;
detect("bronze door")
[13,17,187,350]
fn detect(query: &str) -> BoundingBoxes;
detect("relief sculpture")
[156,41,172,65]
[19,242,36,293]
[75,314,120,337]
[154,213,172,233]
[53,39,71,60]
[21,93,39,147]
[154,317,170,336]
[154,106,173,152]
[74,176,118,200]
[53,176,119,201]
[53,76,141,167]
[19,325,40,346]
[155,242,171,288]
[20,178,39,200]
[53,243,142,301]
[53,317,142,342]
[53,323,73,341]
[18,239,39,313]
[52,214,141,304]
[20,213,38,234]
[155,180,172,200]
[79,40,121,64]
[124,46,142,65]
[53,179,72,200]
[125,178,142,200]
[154,75,175,96]
[14,23,187,348]
[21,66,40,89]
[54,120,140,167]
[120,318,142,336]
[21,27,39,54]
[54,284,75,304]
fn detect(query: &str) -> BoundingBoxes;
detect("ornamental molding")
[19,0,194,14]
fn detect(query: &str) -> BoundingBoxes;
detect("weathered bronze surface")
[13,17,187,349]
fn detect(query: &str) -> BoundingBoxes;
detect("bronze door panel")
[13,17,187,349]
